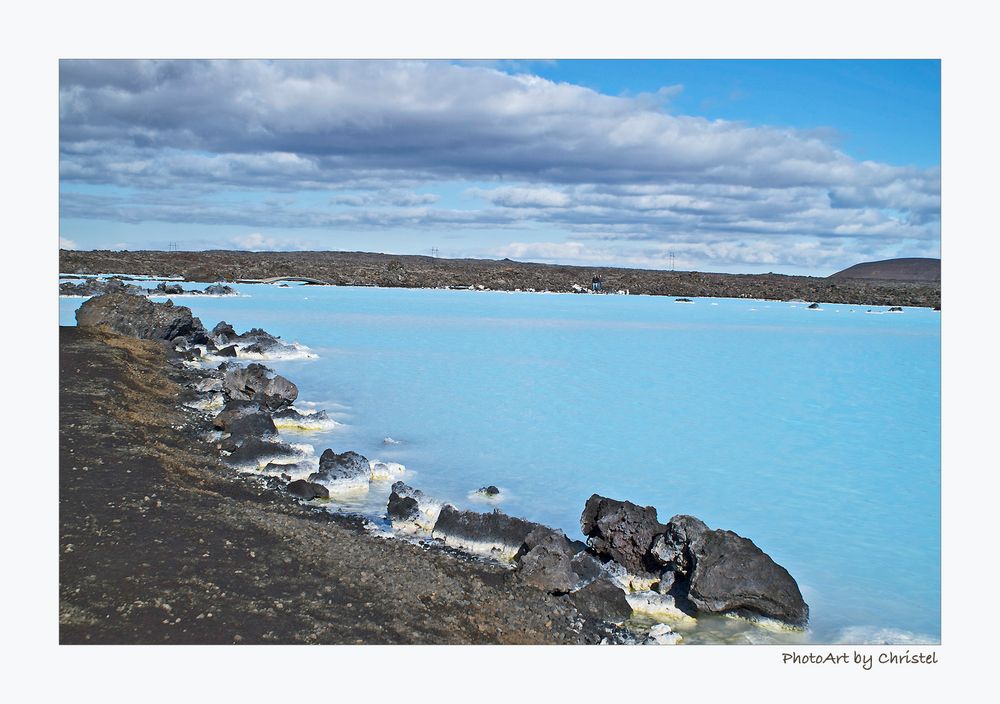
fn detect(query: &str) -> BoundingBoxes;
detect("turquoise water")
[60,282,941,643]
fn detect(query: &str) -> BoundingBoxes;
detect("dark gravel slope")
[59,327,595,644]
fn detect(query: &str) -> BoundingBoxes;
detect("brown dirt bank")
[59,249,941,308]
[59,326,601,644]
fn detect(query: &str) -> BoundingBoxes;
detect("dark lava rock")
[212,400,262,430]
[432,505,548,557]
[286,479,329,500]
[888,306,903,312]
[477,485,500,496]
[516,527,577,593]
[253,374,298,410]
[807,302,820,309]
[242,340,279,355]
[225,411,278,443]
[221,363,297,410]
[60,277,146,297]
[204,284,235,295]
[675,298,693,303]
[570,551,604,586]
[76,291,206,342]
[238,327,279,342]
[686,528,809,627]
[217,344,239,357]
[272,407,331,425]
[567,578,631,623]
[155,282,185,295]
[386,492,420,522]
[225,437,302,468]
[222,364,271,401]
[212,321,237,341]
[188,329,212,346]
[308,449,370,485]
[580,494,666,575]
[650,514,709,574]
[388,481,436,520]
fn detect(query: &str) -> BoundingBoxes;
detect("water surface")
[60,282,941,643]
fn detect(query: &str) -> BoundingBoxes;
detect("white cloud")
[470,186,571,208]
[227,232,326,252]
[229,232,283,251]
[59,236,78,250]
[57,60,940,271]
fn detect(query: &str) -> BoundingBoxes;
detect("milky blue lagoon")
[60,282,941,643]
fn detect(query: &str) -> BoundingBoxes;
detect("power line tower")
[167,242,178,253]
[430,247,439,258]
[669,251,676,271]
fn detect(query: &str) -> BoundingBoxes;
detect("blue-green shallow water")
[60,283,941,643]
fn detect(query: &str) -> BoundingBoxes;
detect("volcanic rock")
[686,528,809,627]
[580,494,666,575]
[76,291,206,342]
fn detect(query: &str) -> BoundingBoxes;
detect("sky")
[59,59,940,276]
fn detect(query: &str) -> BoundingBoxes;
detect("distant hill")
[829,257,940,282]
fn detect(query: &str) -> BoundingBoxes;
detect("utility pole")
[669,251,675,271]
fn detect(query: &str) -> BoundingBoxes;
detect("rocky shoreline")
[61,291,810,644]
[60,276,236,298]
[59,249,941,308]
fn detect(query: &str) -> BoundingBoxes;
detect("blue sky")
[527,60,940,167]
[59,59,940,276]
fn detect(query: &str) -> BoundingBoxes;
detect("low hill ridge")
[829,257,940,282]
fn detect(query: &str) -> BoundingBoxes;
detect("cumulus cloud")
[491,236,937,273]
[469,186,572,208]
[59,236,78,250]
[228,232,322,252]
[59,60,937,195]
[58,60,940,272]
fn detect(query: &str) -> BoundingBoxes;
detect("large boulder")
[225,411,278,443]
[221,363,297,409]
[516,527,578,593]
[308,449,371,494]
[256,374,298,410]
[580,494,666,575]
[431,506,548,561]
[649,514,709,575]
[224,437,305,469]
[212,321,237,343]
[155,282,185,295]
[386,493,420,522]
[286,479,330,501]
[570,551,604,586]
[385,482,443,534]
[567,578,632,623]
[222,363,270,400]
[76,291,206,342]
[686,528,809,627]
[212,400,263,430]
